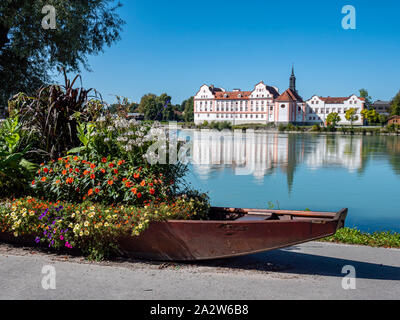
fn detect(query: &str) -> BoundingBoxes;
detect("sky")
[57,0,400,105]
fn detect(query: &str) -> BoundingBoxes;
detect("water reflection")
[180,130,400,231]
[180,130,400,182]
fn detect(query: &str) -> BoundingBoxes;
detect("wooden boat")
[118,207,348,261]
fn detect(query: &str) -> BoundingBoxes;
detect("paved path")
[0,242,399,300]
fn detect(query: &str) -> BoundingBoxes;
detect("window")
[270,106,273,111]
[281,104,285,109]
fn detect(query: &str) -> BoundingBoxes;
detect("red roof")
[215,91,252,100]
[276,89,303,102]
[319,96,366,104]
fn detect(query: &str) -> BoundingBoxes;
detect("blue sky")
[58,0,400,105]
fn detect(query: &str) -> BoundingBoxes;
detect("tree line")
[107,94,194,122]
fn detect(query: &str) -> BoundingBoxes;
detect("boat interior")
[209,207,341,222]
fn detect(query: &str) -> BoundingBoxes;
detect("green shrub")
[0,117,37,196]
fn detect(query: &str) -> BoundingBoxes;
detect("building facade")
[388,115,400,125]
[305,95,365,126]
[194,69,365,126]
[372,100,391,116]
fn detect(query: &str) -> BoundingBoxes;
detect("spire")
[290,64,296,93]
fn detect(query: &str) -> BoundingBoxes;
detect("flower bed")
[1,80,211,260]
[0,195,209,260]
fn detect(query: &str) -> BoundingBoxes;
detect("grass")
[320,227,400,248]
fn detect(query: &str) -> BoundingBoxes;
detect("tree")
[326,112,341,129]
[0,1,125,110]
[182,97,194,122]
[345,108,359,128]
[390,91,400,116]
[359,89,372,108]
[138,94,160,121]
[361,108,379,125]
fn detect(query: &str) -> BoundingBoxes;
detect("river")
[178,130,400,232]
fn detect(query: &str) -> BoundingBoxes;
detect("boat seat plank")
[235,215,270,221]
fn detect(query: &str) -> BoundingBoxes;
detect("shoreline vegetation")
[320,227,400,248]
[176,121,400,135]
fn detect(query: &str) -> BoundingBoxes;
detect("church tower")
[289,65,297,93]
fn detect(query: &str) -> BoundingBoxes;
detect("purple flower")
[60,235,64,241]
[35,237,40,244]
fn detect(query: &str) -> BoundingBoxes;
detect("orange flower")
[90,163,96,169]
[137,192,142,198]
[131,188,137,195]
[134,173,140,179]
[66,177,74,184]
[75,168,80,173]
[149,188,155,195]
[101,157,107,163]
[43,168,49,173]
[66,164,71,168]
[41,177,47,182]
[140,180,146,187]
[88,189,93,196]
[73,156,79,161]
[108,163,114,168]
[100,169,106,174]
[90,174,95,180]
[95,188,100,194]
[107,180,114,186]
[125,181,133,188]
[83,170,90,176]
[55,180,61,184]
[114,169,118,174]
[62,170,67,175]
[31,180,35,186]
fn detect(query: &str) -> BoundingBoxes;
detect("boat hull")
[118,208,348,261]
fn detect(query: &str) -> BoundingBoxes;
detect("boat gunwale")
[153,208,348,224]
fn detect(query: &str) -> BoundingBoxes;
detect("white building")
[194,68,365,126]
[305,95,365,126]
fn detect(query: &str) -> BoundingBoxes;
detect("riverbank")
[320,228,400,248]
[177,122,400,136]
[1,241,399,299]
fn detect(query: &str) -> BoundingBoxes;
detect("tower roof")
[276,88,303,102]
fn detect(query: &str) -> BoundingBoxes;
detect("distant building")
[126,113,144,121]
[371,100,391,116]
[193,68,305,125]
[388,115,400,126]
[305,95,365,126]
[193,68,365,125]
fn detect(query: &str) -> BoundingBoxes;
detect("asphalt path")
[0,242,399,300]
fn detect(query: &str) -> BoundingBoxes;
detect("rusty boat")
[118,207,348,261]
